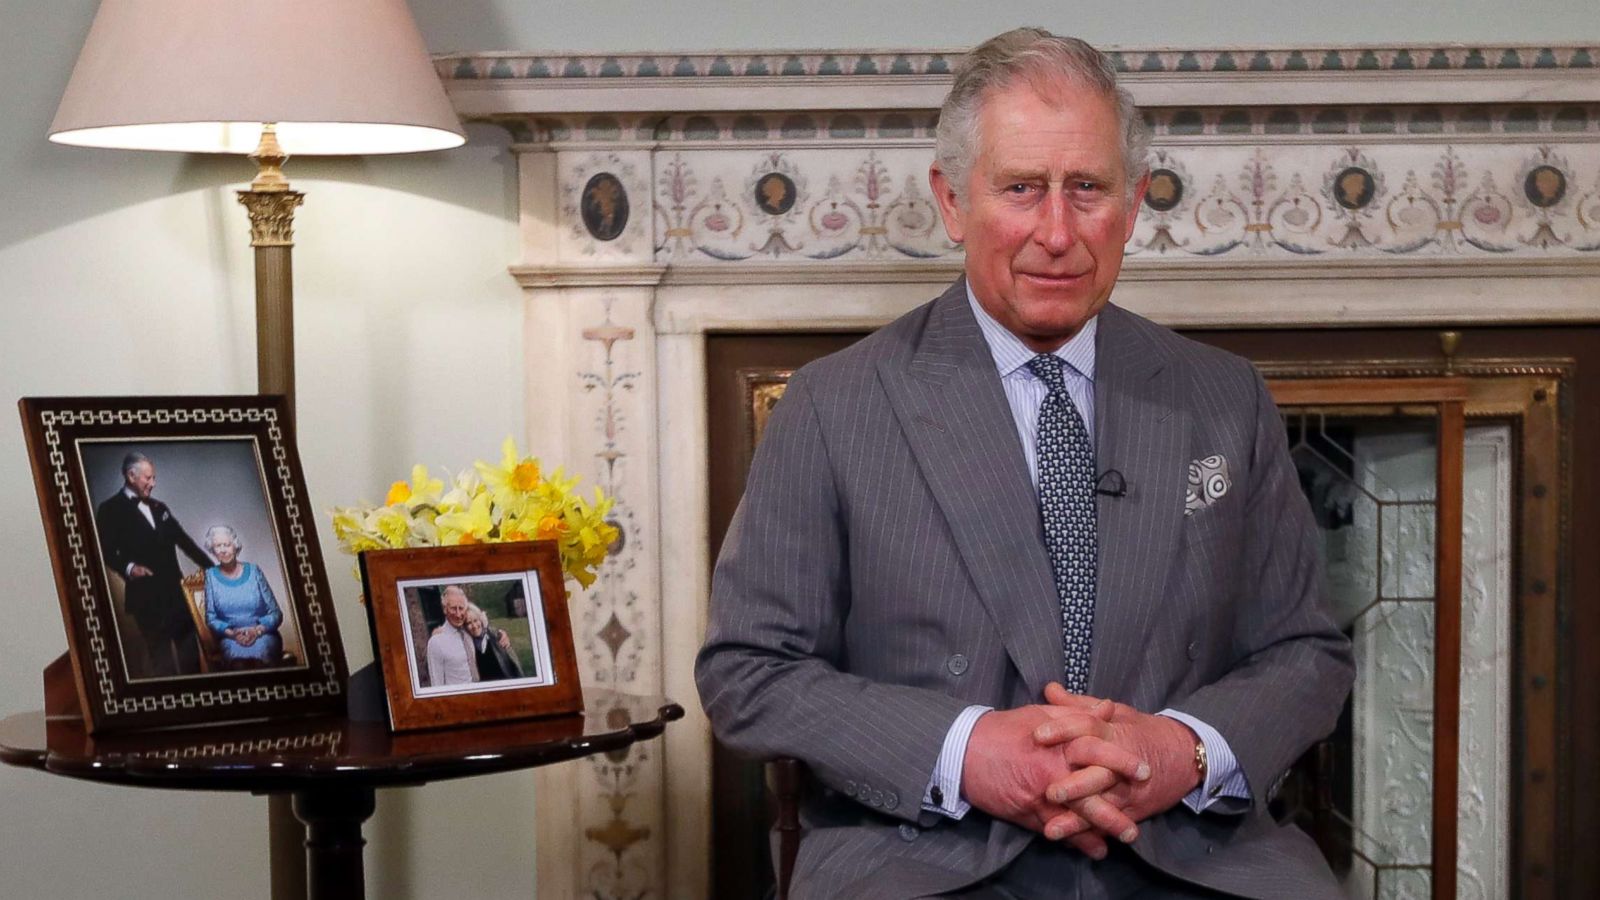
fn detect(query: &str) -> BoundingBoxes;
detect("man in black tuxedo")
[95,451,212,677]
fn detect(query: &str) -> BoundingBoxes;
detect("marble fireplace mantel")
[438,45,1599,899]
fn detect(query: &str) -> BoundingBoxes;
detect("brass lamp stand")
[237,124,311,900]
[237,125,305,409]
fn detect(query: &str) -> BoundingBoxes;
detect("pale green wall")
[412,0,1600,51]
[1,2,1596,898]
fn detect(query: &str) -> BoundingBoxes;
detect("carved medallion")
[753,172,797,215]
[1524,165,1567,208]
[581,172,630,241]
[1144,168,1184,212]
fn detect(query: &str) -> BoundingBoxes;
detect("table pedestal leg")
[291,786,376,900]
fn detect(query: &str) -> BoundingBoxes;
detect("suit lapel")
[1088,304,1186,698]
[123,493,157,532]
[877,281,1063,698]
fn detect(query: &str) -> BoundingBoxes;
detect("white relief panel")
[638,142,1600,268]
[559,150,655,262]
[653,148,958,263]
[1340,426,1511,899]
[1135,144,1600,259]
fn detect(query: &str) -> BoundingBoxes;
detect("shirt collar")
[123,486,143,503]
[964,282,1097,383]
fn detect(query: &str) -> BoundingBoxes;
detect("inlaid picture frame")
[19,395,348,733]
[360,541,582,732]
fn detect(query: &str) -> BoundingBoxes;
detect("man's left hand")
[1034,683,1201,835]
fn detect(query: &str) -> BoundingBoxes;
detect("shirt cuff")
[1157,709,1251,813]
[922,704,990,819]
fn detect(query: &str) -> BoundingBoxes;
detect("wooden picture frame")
[19,395,348,733]
[360,541,582,732]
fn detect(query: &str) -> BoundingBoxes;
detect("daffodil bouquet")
[331,439,620,590]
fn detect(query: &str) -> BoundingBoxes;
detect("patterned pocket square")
[1185,454,1230,517]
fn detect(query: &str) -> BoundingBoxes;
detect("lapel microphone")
[1095,469,1128,498]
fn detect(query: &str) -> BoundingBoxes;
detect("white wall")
[0,2,1595,898]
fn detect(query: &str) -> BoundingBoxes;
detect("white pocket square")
[1185,454,1230,517]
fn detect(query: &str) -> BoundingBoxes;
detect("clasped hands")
[959,683,1201,859]
[225,624,266,647]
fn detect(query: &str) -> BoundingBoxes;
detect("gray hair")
[441,585,469,604]
[465,603,489,628]
[934,27,1151,202]
[121,451,152,477]
[204,524,241,553]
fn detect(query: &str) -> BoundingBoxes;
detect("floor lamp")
[47,2,464,897]
[48,0,465,410]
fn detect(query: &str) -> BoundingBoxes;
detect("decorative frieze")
[439,45,1599,82]
[443,44,1600,116]
[500,105,1600,146]
[539,142,1600,266]
[1132,144,1600,258]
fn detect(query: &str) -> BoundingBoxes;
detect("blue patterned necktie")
[1025,354,1097,694]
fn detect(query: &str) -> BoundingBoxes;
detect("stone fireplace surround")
[436,45,1600,898]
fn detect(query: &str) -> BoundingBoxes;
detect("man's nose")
[1034,192,1075,255]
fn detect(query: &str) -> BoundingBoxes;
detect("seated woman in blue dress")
[202,525,284,669]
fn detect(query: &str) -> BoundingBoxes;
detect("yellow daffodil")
[331,442,617,593]
[436,491,495,546]
[385,481,411,506]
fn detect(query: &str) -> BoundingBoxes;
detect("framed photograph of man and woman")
[19,395,348,733]
[360,541,582,732]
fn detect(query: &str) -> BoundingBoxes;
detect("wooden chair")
[180,570,222,673]
[767,757,805,900]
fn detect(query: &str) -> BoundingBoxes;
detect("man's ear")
[929,162,966,245]
[1123,170,1152,242]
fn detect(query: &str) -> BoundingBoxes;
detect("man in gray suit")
[696,28,1353,899]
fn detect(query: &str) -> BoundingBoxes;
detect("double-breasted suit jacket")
[95,491,212,640]
[696,280,1354,898]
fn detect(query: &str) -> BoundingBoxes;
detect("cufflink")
[929,786,944,806]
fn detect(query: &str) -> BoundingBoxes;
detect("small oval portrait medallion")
[581,173,629,241]
[1524,165,1567,208]
[754,173,797,215]
[1144,168,1184,212]
[1332,167,1376,210]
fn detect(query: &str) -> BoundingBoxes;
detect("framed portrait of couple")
[360,541,582,732]
[19,395,347,733]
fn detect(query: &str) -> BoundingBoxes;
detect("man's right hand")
[127,564,153,578]
[959,701,1149,858]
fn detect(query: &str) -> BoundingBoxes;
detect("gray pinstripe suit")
[696,280,1354,899]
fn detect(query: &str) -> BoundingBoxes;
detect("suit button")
[844,780,856,796]
[947,654,969,676]
[885,792,899,810]
[871,789,883,806]
[1186,641,1200,660]
[899,823,919,842]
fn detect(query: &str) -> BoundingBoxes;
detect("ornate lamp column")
[238,125,306,407]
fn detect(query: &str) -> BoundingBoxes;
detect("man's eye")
[1074,181,1100,192]
[1006,183,1032,194]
